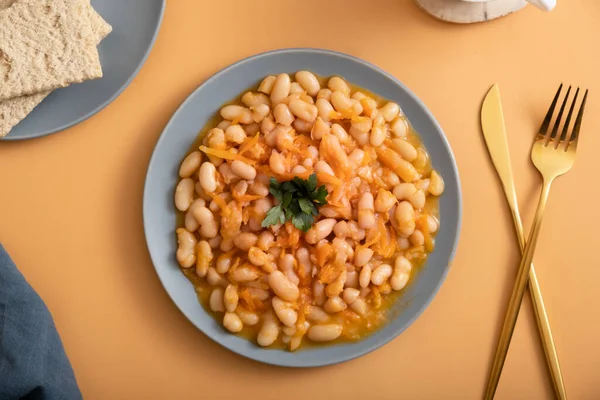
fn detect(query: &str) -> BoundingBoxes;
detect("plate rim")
[143,47,463,367]
[1,0,167,141]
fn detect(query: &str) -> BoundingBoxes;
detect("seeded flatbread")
[0,0,112,137]
[0,0,103,102]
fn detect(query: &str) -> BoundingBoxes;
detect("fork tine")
[550,85,571,140]
[539,83,563,135]
[569,89,589,144]
[559,88,579,143]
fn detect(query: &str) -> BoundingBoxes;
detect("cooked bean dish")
[174,72,444,350]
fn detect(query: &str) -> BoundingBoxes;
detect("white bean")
[291,165,307,174]
[325,270,347,298]
[393,183,418,201]
[324,296,347,313]
[230,266,260,282]
[305,218,337,244]
[330,91,353,113]
[295,247,312,277]
[198,162,218,193]
[409,189,426,210]
[308,324,343,342]
[179,151,202,178]
[295,71,320,96]
[306,305,330,323]
[216,120,231,131]
[331,123,350,144]
[269,150,286,175]
[223,312,243,333]
[317,88,332,101]
[314,160,335,176]
[268,271,299,301]
[379,102,400,122]
[350,297,368,316]
[342,288,360,305]
[257,231,275,251]
[258,75,276,94]
[247,246,267,267]
[349,126,370,145]
[358,193,375,229]
[231,160,257,180]
[316,98,335,122]
[224,284,239,313]
[427,214,439,233]
[354,247,374,267]
[272,297,298,327]
[279,254,299,285]
[390,138,417,162]
[289,99,318,122]
[216,254,232,274]
[293,118,315,133]
[175,228,197,268]
[351,116,372,133]
[236,308,260,326]
[359,265,372,288]
[370,125,386,146]
[220,105,253,124]
[395,201,416,237]
[242,92,270,108]
[391,116,409,137]
[174,178,195,212]
[252,104,270,123]
[218,162,238,184]
[345,270,359,289]
[327,77,350,95]
[289,81,304,94]
[273,103,295,126]
[257,312,280,347]
[195,240,212,277]
[313,280,326,306]
[376,192,397,215]
[391,256,412,291]
[233,232,258,251]
[206,128,226,148]
[209,288,225,312]
[410,230,425,246]
[371,264,393,285]
[271,73,291,105]
[429,170,445,196]
[225,124,247,144]
[261,115,276,135]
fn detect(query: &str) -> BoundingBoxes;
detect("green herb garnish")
[261,173,329,232]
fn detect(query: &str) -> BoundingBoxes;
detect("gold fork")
[485,84,589,400]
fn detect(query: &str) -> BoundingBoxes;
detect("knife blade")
[481,84,518,205]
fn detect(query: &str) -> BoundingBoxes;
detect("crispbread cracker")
[0,0,102,101]
[0,1,112,137]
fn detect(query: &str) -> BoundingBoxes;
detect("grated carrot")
[234,194,262,203]
[238,133,260,156]
[199,146,256,165]
[210,194,230,215]
[316,171,341,186]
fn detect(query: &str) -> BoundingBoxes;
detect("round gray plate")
[143,48,462,367]
[1,0,165,141]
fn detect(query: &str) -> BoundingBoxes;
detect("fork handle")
[509,206,567,400]
[485,178,554,400]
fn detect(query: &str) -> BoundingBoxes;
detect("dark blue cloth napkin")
[0,244,81,400]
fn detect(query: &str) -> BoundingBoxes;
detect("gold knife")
[481,84,567,399]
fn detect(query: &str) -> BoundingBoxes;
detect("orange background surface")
[1,0,599,398]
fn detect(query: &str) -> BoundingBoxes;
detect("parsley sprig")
[261,173,329,232]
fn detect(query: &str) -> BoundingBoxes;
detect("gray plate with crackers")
[0,0,165,140]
